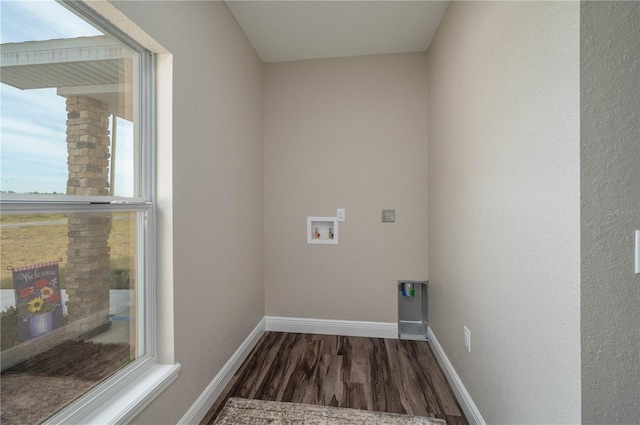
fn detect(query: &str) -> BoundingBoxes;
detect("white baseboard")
[265,316,397,339]
[427,327,485,425]
[177,317,266,425]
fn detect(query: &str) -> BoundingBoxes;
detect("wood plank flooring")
[201,332,468,425]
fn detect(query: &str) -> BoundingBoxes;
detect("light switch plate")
[382,209,395,223]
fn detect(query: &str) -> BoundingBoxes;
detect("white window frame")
[0,1,179,423]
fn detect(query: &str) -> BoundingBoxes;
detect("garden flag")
[13,262,64,341]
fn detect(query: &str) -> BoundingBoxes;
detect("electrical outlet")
[464,326,471,353]
[337,208,345,222]
[382,209,395,223]
[635,230,639,274]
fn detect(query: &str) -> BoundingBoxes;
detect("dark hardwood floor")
[201,332,468,425]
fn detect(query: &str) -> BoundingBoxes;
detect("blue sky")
[1,0,134,196]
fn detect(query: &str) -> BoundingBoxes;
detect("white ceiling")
[224,1,449,63]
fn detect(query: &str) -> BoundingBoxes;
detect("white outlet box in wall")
[307,217,338,244]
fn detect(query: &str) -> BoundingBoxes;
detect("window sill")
[44,362,181,425]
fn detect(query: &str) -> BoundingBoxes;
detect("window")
[0,2,175,423]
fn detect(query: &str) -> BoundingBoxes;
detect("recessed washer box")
[398,280,428,341]
[307,217,338,244]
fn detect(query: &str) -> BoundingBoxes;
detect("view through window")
[0,1,153,423]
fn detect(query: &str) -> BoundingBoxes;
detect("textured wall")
[264,54,428,322]
[110,2,264,424]
[581,2,640,423]
[427,2,580,423]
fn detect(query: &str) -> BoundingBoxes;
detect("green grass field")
[1,213,134,291]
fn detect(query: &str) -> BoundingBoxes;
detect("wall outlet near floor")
[337,208,345,222]
[635,230,639,274]
[464,326,471,353]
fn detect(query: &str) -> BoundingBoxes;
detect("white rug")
[213,398,446,425]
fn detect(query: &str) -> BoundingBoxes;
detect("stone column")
[65,96,112,335]
[65,96,111,197]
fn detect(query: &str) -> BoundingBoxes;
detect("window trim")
[43,357,180,425]
[1,1,179,423]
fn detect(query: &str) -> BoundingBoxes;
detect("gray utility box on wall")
[398,280,428,341]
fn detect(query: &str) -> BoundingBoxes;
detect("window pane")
[1,2,154,422]
[1,0,139,197]
[0,211,144,424]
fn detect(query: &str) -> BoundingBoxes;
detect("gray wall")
[581,2,640,423]
[427,2,581,423]
[264,54,429,322]
[110,2,264,424]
